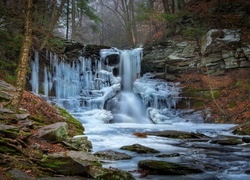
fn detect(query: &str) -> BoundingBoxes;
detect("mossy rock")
[146,130,207,139]
[120,144,160,154]
[210,137,243,145]
[94,150,132,160]
[63,136,92,152]
[0,124,19,138]
[138,160,203,175]
[88,166,135,180]
[40,151,101,176]
[0,145,17,154]
[57,107,84,136]
[37,122,68,143]
[233,124,250,135]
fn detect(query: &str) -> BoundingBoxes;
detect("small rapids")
[29,48,250,180]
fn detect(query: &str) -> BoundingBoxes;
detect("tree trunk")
[71,0,76,40]
[130,0,137,45]
[9,0,33,113]
[66,0,70,40]
[162,0,171,13]
[39,0,66,51]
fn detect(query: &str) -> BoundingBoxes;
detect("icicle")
[30,51,39,94]
[43,66,48,97]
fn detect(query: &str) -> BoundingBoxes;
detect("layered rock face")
[142,29,250,124]
[142,29,250,78]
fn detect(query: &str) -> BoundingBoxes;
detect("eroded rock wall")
[142,29,250,79]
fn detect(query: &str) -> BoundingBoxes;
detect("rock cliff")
[142,29,250,127]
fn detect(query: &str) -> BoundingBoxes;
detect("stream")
[30,48,250,180]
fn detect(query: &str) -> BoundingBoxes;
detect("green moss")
[212,90,220,99]
[40,161,69,169]
[246,83,250,93]
[0,129,19,138]
[234,126,250,135]
[228,99,236,108]
[57,106,84,136]
[0,146,16,153]
[194,100,204,107]
[235,81,242,87]
[203,90,220,100]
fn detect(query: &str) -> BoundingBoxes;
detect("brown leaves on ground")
[21,91,63,123]
[178,69,250,124]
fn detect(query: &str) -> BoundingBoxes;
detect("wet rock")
[210,136,243,145]
[180,142,242,152]
[245,169,250,174]
[232,122,250,135]
[138,160,203,175]
[156,153,180,158]
[40,150,101,176]
[146,130,207,139]
[120,143,160,153]
[94,150,132,160]
[88,166,135,180]
[63,136,92,152]
[242,137,250,143]
[37,122,68,143]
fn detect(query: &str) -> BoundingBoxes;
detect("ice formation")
[30,47,182,124]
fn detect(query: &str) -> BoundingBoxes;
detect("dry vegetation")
[178,69,250,124]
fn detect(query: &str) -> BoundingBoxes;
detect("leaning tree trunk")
[9,0,33,113]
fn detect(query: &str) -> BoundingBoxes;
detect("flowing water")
[30,48,250,180]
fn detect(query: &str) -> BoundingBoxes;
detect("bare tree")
[39,0,66,51]
[8,0,33,112]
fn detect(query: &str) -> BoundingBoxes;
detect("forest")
[0,0,250,179]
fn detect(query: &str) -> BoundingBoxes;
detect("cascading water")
[112,49,149,123]
[29,48,250,180]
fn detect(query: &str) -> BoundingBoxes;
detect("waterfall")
[30,47,181,124]
[113,48,148,123]
[120,49,141,91]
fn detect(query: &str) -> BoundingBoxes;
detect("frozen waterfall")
[29,47,182,124]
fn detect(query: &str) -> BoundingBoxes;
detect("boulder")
[63,136,92,152]
[37,122,68,143]
[138,160,203,175]
[7,169,36,180]
[210,136,243,145]
[40,150,101,176]
[146,130,207,139]
[94,150,132,160]
[242,137,250,143]
[88,166,135,180]
[156,153,180,158]
[15,113,30,120]
[120,144,160,154]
